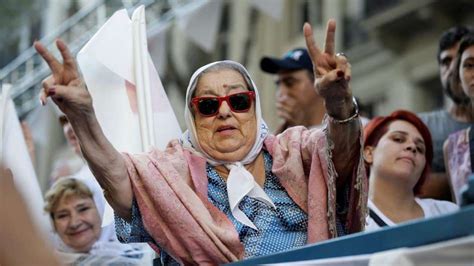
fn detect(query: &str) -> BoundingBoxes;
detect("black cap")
[260,48,313,74]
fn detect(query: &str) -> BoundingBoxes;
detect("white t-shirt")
[365,198,459,232]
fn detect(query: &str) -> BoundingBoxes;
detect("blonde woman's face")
[53,195,101,253]
[193,69,257,162]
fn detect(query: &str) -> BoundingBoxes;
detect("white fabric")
[365,198,459,231]
[227,163,276,230]
[1,96,51,236]
[77,8,181,152]
[181,60,273,230]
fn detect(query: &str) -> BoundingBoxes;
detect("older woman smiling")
[34,20,367,264]
[44,177,152,264]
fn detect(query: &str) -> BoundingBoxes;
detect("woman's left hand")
[303,20,354,120]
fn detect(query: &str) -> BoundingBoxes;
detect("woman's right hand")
[303,20,354,120]
[35,40,133,217]
[34,39,93,118]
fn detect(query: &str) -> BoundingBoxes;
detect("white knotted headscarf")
[181,60,274,230]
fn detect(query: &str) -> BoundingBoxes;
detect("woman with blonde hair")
[45,177,152,264]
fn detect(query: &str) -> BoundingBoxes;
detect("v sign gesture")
[34,39,133,219]
[303,20,362,193]
[34,40,93,119]
[303,20,355,121]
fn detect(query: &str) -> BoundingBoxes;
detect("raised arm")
[303,21,361,183]
[34,40,133,219]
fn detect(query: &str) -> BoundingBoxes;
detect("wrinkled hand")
[303,20,354,119]
[34,39,92,117]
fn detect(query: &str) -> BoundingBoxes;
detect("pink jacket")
[123,126,367,265]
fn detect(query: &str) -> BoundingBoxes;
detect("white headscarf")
[181,60,274,230]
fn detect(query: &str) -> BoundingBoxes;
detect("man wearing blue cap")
[260,48,326,133]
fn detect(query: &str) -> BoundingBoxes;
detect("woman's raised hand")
[34,39,92,117]
[303,20,354,120]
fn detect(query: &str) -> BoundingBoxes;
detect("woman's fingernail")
[47,88,56,96]
[337,71,344,78]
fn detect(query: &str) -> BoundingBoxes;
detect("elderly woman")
[364,110,458,231]
[44,177,151,264]
[34,20,367,264]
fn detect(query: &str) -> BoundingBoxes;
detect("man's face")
[275,69,318,127]
[439,43,460,93]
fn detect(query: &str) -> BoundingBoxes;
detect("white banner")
[77,7,182,153]
[0,87,51,236]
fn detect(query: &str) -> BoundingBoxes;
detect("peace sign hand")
[34,39,93,118]
[303,20,354,120]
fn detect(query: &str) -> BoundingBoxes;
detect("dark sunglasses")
[191,91,255,117]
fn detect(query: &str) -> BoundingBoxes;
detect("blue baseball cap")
[260,48,313,74]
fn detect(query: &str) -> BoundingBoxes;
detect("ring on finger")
[336,52,348,59]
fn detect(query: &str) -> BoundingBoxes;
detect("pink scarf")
[123,126,367,265]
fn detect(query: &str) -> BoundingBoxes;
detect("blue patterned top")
[115,151,347,265]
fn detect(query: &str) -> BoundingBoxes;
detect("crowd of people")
[0,18,472,265]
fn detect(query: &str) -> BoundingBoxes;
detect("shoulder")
[275,126,325,142]
[416,198,459,217]
[365,201,386,232]
[418,110,449,124]
[148,139,186,159]
[123,139,193,170]
[266,126,325,153]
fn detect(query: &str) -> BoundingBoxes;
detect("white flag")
[0,84,51,236]
[77,7,182,153]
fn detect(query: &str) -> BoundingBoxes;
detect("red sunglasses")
[191,91,255,117]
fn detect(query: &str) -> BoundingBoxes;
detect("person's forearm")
[326,97,361,184]
[68,110,133,219]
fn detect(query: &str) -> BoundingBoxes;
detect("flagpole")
[0,83,12,164]
[132,5,154,151]
[137,6,155,149]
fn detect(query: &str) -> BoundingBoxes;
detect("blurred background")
[1,0,474,192]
